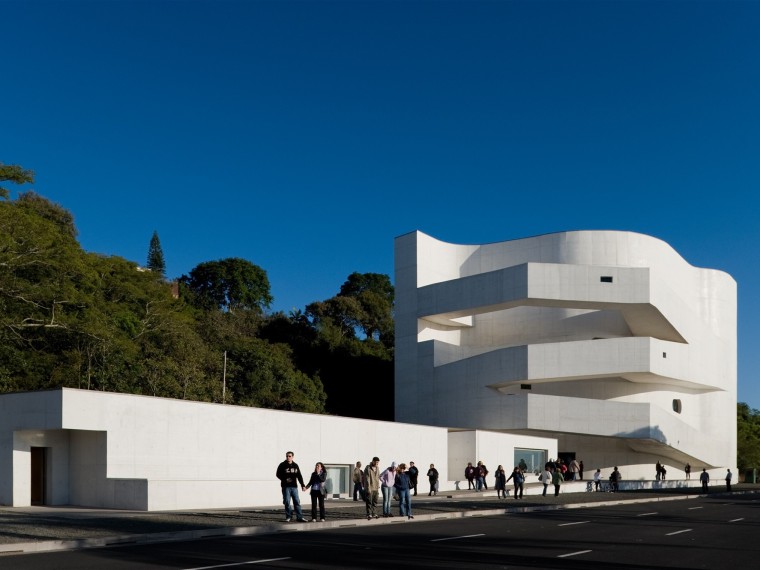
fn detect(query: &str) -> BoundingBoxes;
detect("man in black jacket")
[276,451,306,522]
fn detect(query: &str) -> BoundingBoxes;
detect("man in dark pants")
[408,461,419,496]
[700,468,710,493]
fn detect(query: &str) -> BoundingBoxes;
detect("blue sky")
[2,0,759,407]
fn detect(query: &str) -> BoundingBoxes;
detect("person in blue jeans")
[506,466,524,499]
[394,463,413,519]
[275,451,307,522]
[380,462,397,517]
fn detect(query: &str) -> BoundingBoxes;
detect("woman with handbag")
[305,462,327,521]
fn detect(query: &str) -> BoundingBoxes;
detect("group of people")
[353,457,441,520]
[464,461,490,491]
[277,451,738,522]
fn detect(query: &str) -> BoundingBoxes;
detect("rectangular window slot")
[600,276,613,283]
[520,384,532,390]
[663,352,667,358]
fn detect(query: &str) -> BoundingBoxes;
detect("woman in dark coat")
[304,462,327,521]
[427,464,439,496]
[494,465,508,499]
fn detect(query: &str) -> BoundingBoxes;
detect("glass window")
[324,464,350,495]
[514,448,547,475]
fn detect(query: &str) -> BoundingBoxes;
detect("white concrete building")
[0,388,555,509]
[395,230,737,480]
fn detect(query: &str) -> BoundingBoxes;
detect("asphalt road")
[7,494,758,569]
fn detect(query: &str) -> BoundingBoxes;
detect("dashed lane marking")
[558,550,592,558]
[184,558,291,570]
[558,521,590,526]
[430,534,486,542]
[665,529,693,536]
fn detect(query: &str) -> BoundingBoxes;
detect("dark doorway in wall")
[31,447,48,505]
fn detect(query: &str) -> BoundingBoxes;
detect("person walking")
[465,462,477,490]
[700,468,710,493]
[726,469,732,492]
[275,450,307,522]
[380,462,397,517]
[394,463,413,519]
[685,463,691,480]
[552,465,563,496]
[364,456,381,520]
[427,463,439,496]
[506,466,524,499]
[352,461,364,501]
[408,461,419,496]
[304,462,327,522]
[494,465,508,498]
[541,465,553,496]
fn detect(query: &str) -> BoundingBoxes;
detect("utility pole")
[222,351,227,404]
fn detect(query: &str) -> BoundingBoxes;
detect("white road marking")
[430,533,486,542]
[184,558,291,570]
[637,512,658,517]
[729,518,745,522]
[558,549,592,558]
[688,506,703,510]
[666,529,693,536]
[558,521,590,526]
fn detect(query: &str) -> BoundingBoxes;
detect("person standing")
[494,465,507,498]
[569,458,580,480]
[304,462,327,522]
[541,465,553,496]
[593,468,602,491]
[275,451,307,522]
[506,466,524,499]
[579,460,584,480]
[700,468,709,493]
[408,461,419,496]
[656,461,662,481]
[394,463,413,519]
[465,462,477,490]
[353,461,364,501]
[685,463,691,480]
[552,466,563,496]
[726,469,732,492]
[427,463,439,496]
[610,467,621,492]
[364,456,381,520]
[380,462,397,517]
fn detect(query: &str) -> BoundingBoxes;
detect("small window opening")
[520,384,532,390]
[672,399,682,414]
[663,352,667,358]
[600,276,613,283]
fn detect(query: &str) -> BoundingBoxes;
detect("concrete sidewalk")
[2,483,757,556]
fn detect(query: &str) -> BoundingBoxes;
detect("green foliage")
[0,163,388,418]
[0,162,35,199]
[146,231,166,276]
[737,402,760,471]
[180,258,273,313]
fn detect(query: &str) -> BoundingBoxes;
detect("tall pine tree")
[146,231,166,277]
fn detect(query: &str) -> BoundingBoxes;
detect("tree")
[737,402,760,472]
[180,258,273,313]
[146,231,166,276]
[338,272,394,345]
[0,162,35,199]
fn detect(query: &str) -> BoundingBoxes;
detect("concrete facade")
[0,388,556,510]
[395,230,737,480]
